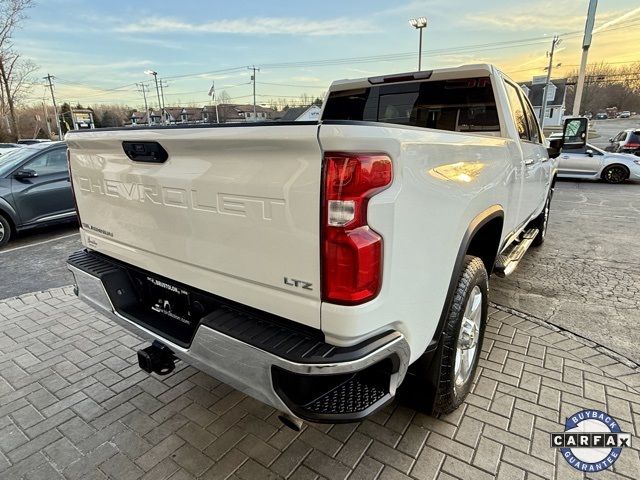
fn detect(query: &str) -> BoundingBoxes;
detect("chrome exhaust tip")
[278,413,303,431]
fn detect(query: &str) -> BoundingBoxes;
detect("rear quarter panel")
[319,123,517,362]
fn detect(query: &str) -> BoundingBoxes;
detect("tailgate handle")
[122,141,168,163]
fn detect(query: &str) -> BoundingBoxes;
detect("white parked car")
[65,64,580,425]
[558,143,640,183]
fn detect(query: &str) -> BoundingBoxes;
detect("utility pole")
[573,0,598,116]
[249,66,260,121]
[159,80,168,122]
[144,70,162,124]
[136,83,149,122]
[409,18,428,71]
[44,73,62,139]
[539,35,561,128]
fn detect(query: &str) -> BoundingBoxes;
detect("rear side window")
[627,131,640,144]
[521,95,541,144]
[503,81,528,140]
[25,148,68,175]
[323,77,500,133]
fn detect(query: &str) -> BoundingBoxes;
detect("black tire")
[601,165,629,184]
[531,187,553,247]
[423,256,488,415]
[0,214,11,248]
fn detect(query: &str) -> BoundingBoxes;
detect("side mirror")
[547,138,562,159]
[562,117,589,150]
[586,149,594,157]
[14,169,38,179]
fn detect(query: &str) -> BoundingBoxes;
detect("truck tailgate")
[66,124,322,328]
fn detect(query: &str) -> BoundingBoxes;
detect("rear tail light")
[322,152,392,305]
[623,143,640,148]
[67,149,82,227]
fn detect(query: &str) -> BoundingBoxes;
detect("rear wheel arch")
[0,206,16,231]
[439,205,504,333]
[0,209,14,247]
[466,214,504,275]
[409,206,503,361]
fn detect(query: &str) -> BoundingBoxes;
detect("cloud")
[115,16,374,36]
[460,2,635,33]
[292,75,322,82]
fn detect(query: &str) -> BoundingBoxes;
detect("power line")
[257,81,326,89]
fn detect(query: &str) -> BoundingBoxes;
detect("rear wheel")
[0,214,11,248]
[601,165,629,184]
[423,256,488,414]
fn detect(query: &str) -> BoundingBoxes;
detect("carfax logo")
[551,409,632,473]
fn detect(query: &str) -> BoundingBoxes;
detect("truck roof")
[327,63,501,93]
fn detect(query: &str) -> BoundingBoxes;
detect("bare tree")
[565,62,640,114]
[0,0,35,138]
[218,90,231,105]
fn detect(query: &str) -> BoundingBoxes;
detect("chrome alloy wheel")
[0,221,4,242]
[454,286,482,393]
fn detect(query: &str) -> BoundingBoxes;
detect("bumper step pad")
[305,375,387,415]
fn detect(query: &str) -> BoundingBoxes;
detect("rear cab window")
[322,77,500,134]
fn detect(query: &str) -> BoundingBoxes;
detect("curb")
[490,301,640,371]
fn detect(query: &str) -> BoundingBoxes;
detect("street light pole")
[539,35,561,128]
[409,17,427,71]
[573,0,598,116]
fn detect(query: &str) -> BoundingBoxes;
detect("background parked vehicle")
[619,111,631,118]
[595,112,608,120]
[558,143,640,183]
[16,139,52,145]
[0,143,22,156]
[0,142,75,248]
[606,129,640,155]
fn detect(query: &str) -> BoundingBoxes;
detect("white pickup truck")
[65,64,585,426]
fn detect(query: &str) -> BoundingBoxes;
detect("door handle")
[524,159,535,166]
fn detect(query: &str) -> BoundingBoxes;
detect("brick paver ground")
[0,287,639,480]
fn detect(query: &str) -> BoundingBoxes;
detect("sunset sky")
[13,0,640,108]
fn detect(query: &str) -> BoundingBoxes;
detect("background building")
[520,78,568,127]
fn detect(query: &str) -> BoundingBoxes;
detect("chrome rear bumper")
[68,259,410,422]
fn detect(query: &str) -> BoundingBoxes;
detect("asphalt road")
[2,177,639,364]
[0,223,81,299]
[491,178,640,364]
